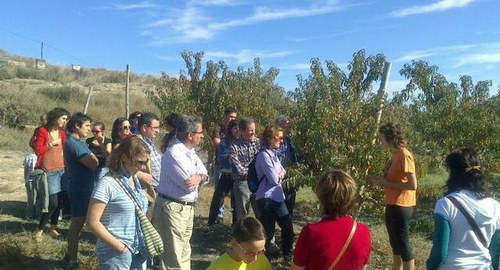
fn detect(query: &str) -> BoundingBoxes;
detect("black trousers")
[37,192,62,230]
[257,198,294,258]
[385,204,414,261]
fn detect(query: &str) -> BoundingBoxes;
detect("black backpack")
[247,150,267,193]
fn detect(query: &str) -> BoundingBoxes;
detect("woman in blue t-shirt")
[87,136,151,270]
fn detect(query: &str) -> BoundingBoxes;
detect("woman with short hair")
[292,170,371,270]
[366,122,417,270]
[426,148,500,270]
[87,135,151,270]
[255,124,294,262]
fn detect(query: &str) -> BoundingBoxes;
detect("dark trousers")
[207,172,235,225]
[257,198,294,258]
[283,186,297,217]
[385,204,414,261]
[38,192,62,229]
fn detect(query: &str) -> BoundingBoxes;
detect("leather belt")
[158,193,195,206]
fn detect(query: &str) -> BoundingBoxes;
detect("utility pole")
[41,42,44,59]
[83,86,93,114]
[125,64,130,117]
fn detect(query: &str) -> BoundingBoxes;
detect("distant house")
[35,59,46,69]
[0,56,8,67]
[71,64,81,71]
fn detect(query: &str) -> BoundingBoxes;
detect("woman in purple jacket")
[255,124,294,262]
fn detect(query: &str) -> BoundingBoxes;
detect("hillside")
[0,50,160,130]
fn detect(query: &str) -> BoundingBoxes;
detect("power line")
[0,27,86,64]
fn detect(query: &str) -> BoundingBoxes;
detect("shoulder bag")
[113,177,164,257]
[329,220,357,270]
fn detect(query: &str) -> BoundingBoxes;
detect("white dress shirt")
[156,139,208,202]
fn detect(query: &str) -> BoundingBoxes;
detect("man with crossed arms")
[153,115,209,270]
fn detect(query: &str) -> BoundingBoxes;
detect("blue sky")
[1,0,499,95]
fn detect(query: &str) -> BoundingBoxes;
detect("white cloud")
[113,1,158,10]
[280,63,312,70]
[390,0,476,17]
[290,30,355,42]
[205,49,294,64]
[393,44,475,63]
[188,0,246,6]
[156,55,181,62]
[147,1,345,44]
[455,52,500,67]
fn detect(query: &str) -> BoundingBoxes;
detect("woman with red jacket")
[33,107,71,242]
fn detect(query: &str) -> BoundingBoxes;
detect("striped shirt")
[229,137,261,181]
[140,134,162,187]
[92,171,147,254]
[156,139,208,202]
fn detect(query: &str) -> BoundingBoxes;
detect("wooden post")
[125,65,130,117]
[83,86,93,114]
[371,62,391,145]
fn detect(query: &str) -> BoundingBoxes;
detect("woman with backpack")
[426,148,500,270]
[254,124,294,262]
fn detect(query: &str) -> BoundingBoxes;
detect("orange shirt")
[41,135,65,172]
[384,147,416,207]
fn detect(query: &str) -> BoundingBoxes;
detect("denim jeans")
[98,248,147,270]
[207,172,235,225]
[256,198,294,258]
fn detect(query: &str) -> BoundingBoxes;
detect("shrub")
[39,86,86,103]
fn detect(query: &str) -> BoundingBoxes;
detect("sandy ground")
[0,150,27,202]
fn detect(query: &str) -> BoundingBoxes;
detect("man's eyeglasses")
[192,130,204,134]
[137,159,149,166]
[148,125,160,130]
[92,129,103,133]
[237,243,265,256]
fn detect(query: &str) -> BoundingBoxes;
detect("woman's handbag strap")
[113,177,144,215]
[446,195,488,248]
[328,220,357,270]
